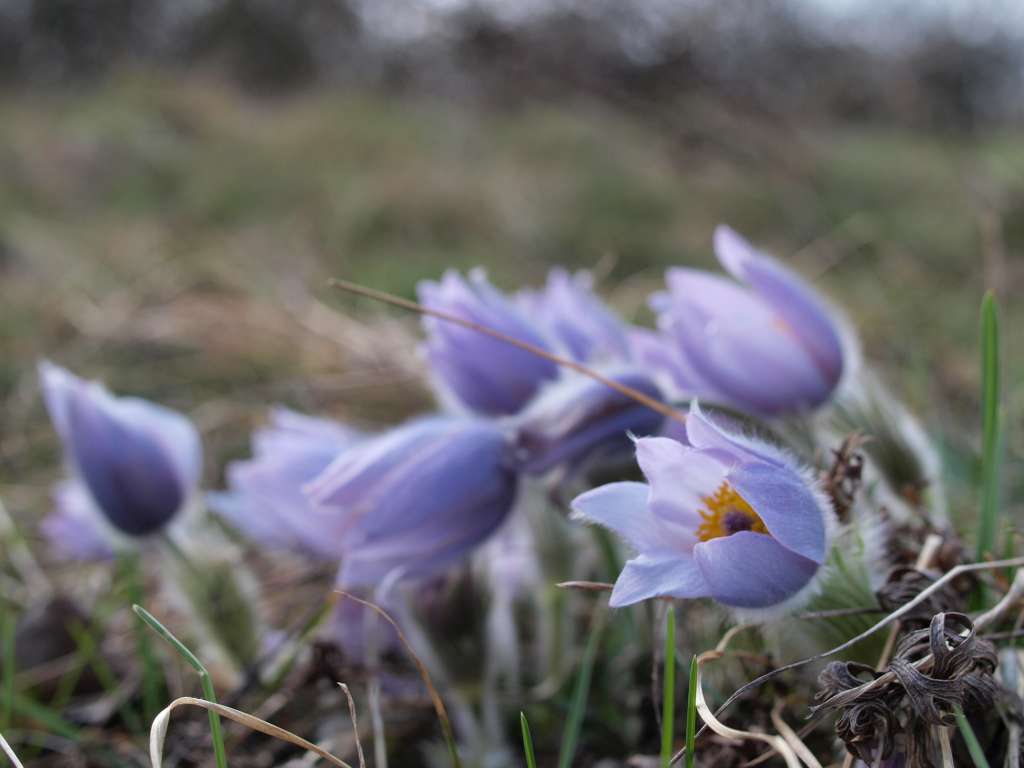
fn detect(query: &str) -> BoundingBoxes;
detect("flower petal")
[666,289,830,414]
[40,363,196,537]
[683,402,786,468]
[571,481,694,553]
[516,268,631,363]
[42,480,114,561]
[609,553,709,607]
[65,389,186,536]
[338,483,514,585]
[635,436,725,528]
[515,370,665,475]
[115,397,203,492]
[693,531,819,608]
[312,417,519,585]
[728,461,828,563]
[418,269,559,415]
[211,409,357,558]
[714,225,844,386]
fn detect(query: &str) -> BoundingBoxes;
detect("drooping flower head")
[306,416,519,586]
[209,408,362,558]
[572,402,833,609]
[649,226,846,416]
[418,269,560,416]
[513,369,667,477]
[39,361,202,545]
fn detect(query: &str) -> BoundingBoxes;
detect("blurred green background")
[1,0,1022,550]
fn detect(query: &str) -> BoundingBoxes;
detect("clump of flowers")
[30,224,1012,768]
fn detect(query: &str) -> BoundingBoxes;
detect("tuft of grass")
[520,712,538,768]
[684,655,698,768]
[955,704,992,768]
[660,605,677,768]
[133,605,228,768]
[9,691,80,740]
[66,621,143,733]
[334,592,461,768]
[557,608,605,768]
[976,291,1002,564]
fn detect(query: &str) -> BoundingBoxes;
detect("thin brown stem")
[329,278,686,424]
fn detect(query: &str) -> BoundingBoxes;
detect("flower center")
[695,481,768,542]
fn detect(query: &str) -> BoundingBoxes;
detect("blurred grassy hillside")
[1,72,1022,525]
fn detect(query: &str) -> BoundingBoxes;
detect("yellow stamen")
[695,481,768,542]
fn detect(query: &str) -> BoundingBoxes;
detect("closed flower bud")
[650,226,846,416]
[39,361,201,545]
[306,417,519,586]
[418,269,559,416]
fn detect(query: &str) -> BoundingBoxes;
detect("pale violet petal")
[609,554,709,607]
[693,531,818,608]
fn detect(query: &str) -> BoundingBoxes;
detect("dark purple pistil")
[723,509,754,535]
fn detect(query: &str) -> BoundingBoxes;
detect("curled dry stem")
[671,555,1024,766]
[149,697,352,768]
[0,732,25,768]
[334,590,462,768]
[770,700,823,768]
[693,650,802,768]
[338,684,367,768]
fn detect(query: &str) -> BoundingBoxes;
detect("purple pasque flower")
[513,368,667,476]
[208,408,362,559]
[306,416,519,586]
[40,361,202,541]
[516,268,631,364]
[418,269,560,416]
[650,226,845,416]
[571,402,832,609]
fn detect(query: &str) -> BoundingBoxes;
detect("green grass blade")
[660,605,677,768]
[263,599,333,696]
[556,609,605,768]
[520,712,538,768]
[66,622,143,733]
[955,704,992,768]
[10,692,80,740]
[684,655,698,768]
[976,291,1001,563]
[133,605,228,768]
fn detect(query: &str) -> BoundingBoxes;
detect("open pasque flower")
[209,408,362,558]
[572,403,832,609]
[40,361,202,548]
[649,226,846,416]
[306,416,519,586]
